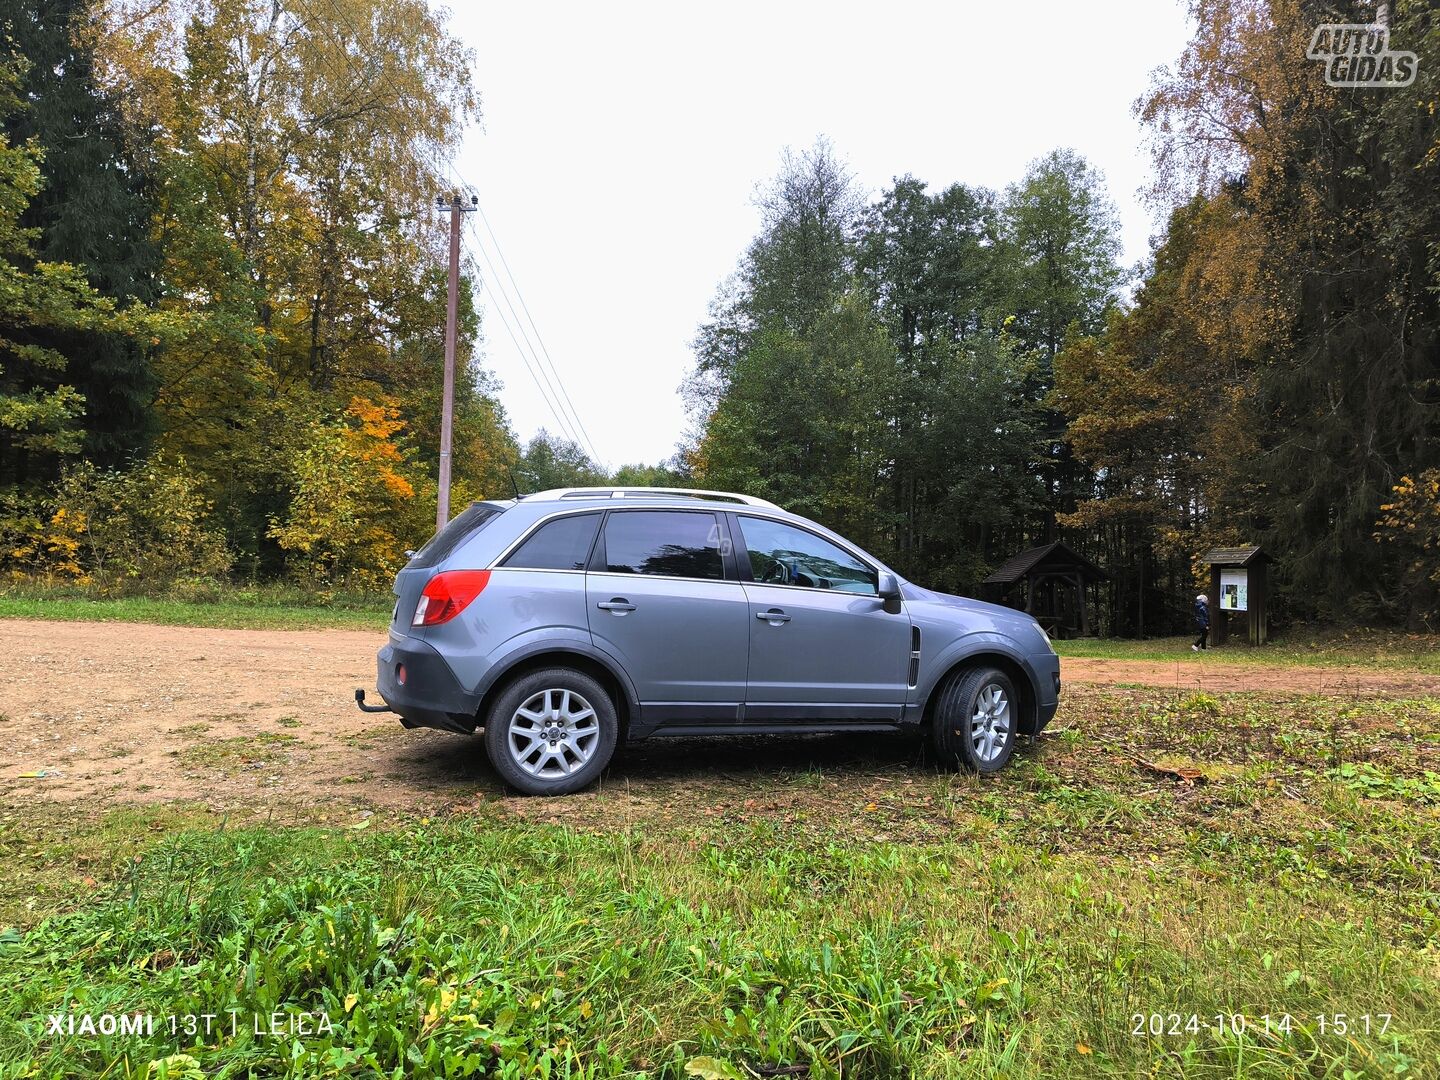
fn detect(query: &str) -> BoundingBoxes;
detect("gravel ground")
[2,619,1434,812]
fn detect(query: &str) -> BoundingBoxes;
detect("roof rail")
[526,487,781,509]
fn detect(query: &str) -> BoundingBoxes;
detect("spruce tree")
[4,0,159,468]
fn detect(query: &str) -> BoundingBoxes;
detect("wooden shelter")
[1203,546,1271,646]
[982,541,1107,638]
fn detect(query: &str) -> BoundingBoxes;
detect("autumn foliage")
[0,0,527,589]
[3,0,1438,627]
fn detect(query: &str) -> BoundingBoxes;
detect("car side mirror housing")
[877,571,902,614]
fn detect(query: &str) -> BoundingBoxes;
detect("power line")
[472,204,603,466]
[461,213,600,462]
[434,160,604,465]
[299,0,603,466]
[475,264,588,453]
[434,193,475,529]
[448,198,586,452]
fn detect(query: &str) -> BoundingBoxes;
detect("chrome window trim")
[492,505,732,583]
[488,566,747,587]
[586,570,744,587]
[742,580,885,599]
[489,503,894,594]
[487,566,586,576]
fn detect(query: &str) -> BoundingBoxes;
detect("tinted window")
[602,511,724,580]
[410,503,502,569]
[501,513,600,571]
[736,516,877,594]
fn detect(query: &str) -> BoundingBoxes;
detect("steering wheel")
[762,561,790,585]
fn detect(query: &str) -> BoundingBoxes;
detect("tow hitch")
[354,688,392,713]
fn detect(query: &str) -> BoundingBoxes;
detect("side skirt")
[646,722,906,738]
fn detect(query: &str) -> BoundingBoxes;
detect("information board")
[1219,569,1248,612]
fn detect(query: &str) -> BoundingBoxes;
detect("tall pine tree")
[4,0,159,470]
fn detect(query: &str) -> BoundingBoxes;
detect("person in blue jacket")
[1192,593,1209,651]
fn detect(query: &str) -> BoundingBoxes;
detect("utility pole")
[436,192,477,529]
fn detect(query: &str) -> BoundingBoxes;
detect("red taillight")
[412,570,490,627]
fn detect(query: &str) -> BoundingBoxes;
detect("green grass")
[0,813,1433,1078]
[178,732,299,771]
[0,585,389,631]
[1055,630,1440,674]
[1,685,1437,1078]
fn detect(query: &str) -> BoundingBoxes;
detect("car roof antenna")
[508,469,523,500]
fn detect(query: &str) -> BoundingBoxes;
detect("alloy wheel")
[507,688,600,778]
[969,683,1011,764]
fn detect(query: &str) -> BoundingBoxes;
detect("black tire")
[929,666,1018,774]
[482,667,618,795]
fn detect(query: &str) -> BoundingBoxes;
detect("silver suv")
[360,488,1060,795]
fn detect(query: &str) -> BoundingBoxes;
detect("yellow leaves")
[347,397,405,441]
[1076,1041,1093,1055]
[380,470,414,499]
[685,1058,744,1080]
[1376,469,1440,588]
[267,395,432,588]
[420,985,459,1037]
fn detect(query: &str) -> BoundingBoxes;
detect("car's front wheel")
[930,666,1018,773]
[482,667,618,795]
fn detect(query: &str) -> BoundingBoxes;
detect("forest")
[2,0,1438,634]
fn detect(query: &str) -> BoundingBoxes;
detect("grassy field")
[1054,631,1440,674]
[3,582,1438,676]
[0,585,389,631]
[2,683,1437,1078]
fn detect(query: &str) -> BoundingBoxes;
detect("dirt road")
[2,619,1435,812]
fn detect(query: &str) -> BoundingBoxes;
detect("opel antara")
[359,488,1061,795]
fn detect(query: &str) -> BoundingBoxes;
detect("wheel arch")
[474,647,636,739]
[921,651,1040,736]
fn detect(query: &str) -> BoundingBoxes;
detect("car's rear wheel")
[482,667,618,795]
[930,666,1017,774]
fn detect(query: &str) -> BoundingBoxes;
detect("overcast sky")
[447,1,1196,470]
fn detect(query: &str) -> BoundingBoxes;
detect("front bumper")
[1029,650,1061,732]
[375,636,481,734]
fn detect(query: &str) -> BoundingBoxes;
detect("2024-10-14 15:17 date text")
[1131,1013,1392,1038]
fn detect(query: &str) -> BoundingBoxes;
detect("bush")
[266,397,429,592]
[0,491,57,578]
[5,456,233,592]
[1377,470,1440,626]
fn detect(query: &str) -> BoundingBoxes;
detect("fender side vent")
[907,626,921,687]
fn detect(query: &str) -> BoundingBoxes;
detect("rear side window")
[501,513,600,571]
[409,503,502,569]
[601,511,724,580]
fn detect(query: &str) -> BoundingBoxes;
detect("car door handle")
[756,609,791,623]
[596,599,636,613]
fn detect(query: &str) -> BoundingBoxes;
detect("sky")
[447,1,1196,471]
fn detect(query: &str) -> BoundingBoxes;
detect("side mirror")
[877,571,902,615]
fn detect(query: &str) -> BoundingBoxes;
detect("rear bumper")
[376,636,481,734]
